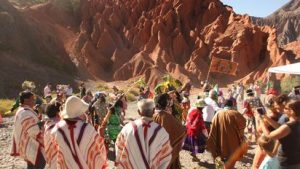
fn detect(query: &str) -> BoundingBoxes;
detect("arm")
[211,101,221,112]
[269,140,280,157]
[263,116,281,129]
[267,124,291,140]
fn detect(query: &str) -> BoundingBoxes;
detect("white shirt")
[44,86,51,97]
[204,97,221,112]
[236,85,244,95]
[202,105,215,122]
[66,87,73,96]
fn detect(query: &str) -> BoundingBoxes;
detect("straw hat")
[60,96,89,119]
[194,99,207,108]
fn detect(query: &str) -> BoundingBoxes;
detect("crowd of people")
[8,80,300,169]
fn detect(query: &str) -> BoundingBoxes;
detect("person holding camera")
[262,100,300,169]
[252,94,284,169]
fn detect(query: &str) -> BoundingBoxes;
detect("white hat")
[60,96,89,119]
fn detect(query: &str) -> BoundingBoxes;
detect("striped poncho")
[115,117,172,169]
[11,106,44,165]
[46,119,107,169]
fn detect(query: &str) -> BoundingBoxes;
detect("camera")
[257,107,266,115]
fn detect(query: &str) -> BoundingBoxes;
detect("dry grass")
[125,93,137,102]
[128,88,139,96]
[96,82,110,91]
[0,99,15,117]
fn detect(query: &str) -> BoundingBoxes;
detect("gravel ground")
[0,93,256,169]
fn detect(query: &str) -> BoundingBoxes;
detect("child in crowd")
[257,135,280,169]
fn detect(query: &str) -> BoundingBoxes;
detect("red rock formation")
[252,0,300,46]
[73,0,294,86]
[284,41,300,59]
[0,0,77,97]
[1,0,297,97]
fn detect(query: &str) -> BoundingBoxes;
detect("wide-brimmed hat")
[60,96,89,119]
[194,99,207,108]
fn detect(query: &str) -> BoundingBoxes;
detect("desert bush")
[53,0,80,14]
[0,99,14,117]
[96,82,110,91]
[9,0,47,6]
[128,89,139,96]
[126,93,136,102]
[280,76,300,94]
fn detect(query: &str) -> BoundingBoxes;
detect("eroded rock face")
[0,0,77,97]
[1,0,296,96]
[284,41,300,59]
[252,0,300,46]
[73,0,293,86]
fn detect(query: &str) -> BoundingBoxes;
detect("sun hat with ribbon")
[194,99,207,108]
[60,96,89,119]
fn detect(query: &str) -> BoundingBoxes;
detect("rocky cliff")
[252,0,300,46]
[0,0,77,96]
[73,0,293,87]
[0,0,296,97]
[284,40,300,58]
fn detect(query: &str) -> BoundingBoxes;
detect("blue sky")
[220,0,290,17]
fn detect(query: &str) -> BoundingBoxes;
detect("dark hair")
[155,93,169,109]
[115,99,123,108]
[45,102,61,118]
[224,99,234,107]
[274,94,289,105]
[246,89,254,96]
[287,100,300,117]
[20,91,34,104]
[175,91,182,103]
[197,107,204,112]
[140,87,144,92]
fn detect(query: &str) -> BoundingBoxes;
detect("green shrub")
[280,76,300,94]
[0,99,14,117]
[126,93,136,102]
[53,0,80,14]
[9,0,47,6]
[96,82,110,91]
[128,89,139,96]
